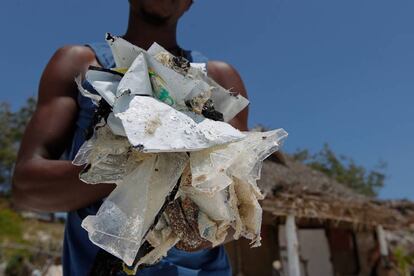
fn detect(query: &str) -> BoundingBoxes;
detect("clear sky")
[0,0,413,199]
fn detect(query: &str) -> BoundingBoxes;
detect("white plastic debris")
[74,75,101,104]
[117,53,152,97]
[188,129,288,195]
[75,126,131,184]
[85,69,122,106]
[82,156,155,266]
[72,32,288,269]
[82,152,188,266]
[106,34,249,122]
[113,95,245,152]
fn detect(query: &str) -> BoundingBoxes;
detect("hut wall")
[279,226,334,276]
[225,221,379,276]
[354,232,377,276]
[327,229,360,276]
[225,224,280,276]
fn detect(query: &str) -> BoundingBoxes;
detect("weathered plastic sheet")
[145,55,198,110]
[181,187,233,222]
[188,67,250,122]
[233,178,263,246]
[188,129,288,195]
[106,113,126,137]
[72,126,131,184]
[116,53,152,97]
[106,35,198,109]
[82,152,188,266]
[74,75,101,104]
[106,34,249,121]
[82,156,155,266]
[106,33,146,68]
[226,129,288,198]
[72,134,96,166]
[113,95,245,152]
[136,232,180,267]
[74,68,122,107]
[189,148,234,194]
[85,69,122,106]
[148,41,250,122]
[140,152,188,241]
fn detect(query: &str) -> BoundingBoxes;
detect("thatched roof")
[380,201,414,252]
[258,155,407,230]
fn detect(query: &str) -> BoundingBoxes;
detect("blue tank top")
[63,42,231,276]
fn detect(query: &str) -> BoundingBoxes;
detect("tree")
[292,144,386,197]
[0,98,36,189]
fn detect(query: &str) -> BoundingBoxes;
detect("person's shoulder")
[48,45,97,72]
[40,45,97,86]
[207,60,248,98]
[37,45,98,101]
[207,60,240,81]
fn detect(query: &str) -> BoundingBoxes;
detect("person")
[12,0,248,275]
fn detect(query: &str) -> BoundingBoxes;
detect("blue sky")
[0,0,413,199]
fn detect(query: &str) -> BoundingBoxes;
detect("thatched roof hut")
[226,154,412,276]
[258,155,406,230]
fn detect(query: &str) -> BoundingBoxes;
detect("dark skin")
[12,0,248,216]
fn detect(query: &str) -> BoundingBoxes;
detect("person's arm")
[12,46,115,213]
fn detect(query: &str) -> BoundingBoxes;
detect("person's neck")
[123,11,180,54]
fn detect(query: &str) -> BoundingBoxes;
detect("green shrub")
[0,209,23,242]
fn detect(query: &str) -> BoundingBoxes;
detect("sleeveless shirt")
[62,42,232,276]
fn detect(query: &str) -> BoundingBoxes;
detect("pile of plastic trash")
[73,33,288,271]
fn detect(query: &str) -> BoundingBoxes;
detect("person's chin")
[141,10,171,26]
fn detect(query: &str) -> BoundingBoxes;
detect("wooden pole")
[286,215,301,276]
[376,225,389,257]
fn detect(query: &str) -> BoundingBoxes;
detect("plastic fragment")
[117,53,152,97]
[113,96,245,152]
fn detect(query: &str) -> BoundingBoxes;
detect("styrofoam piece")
[113,95,245,152]
[116,53,153,97]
